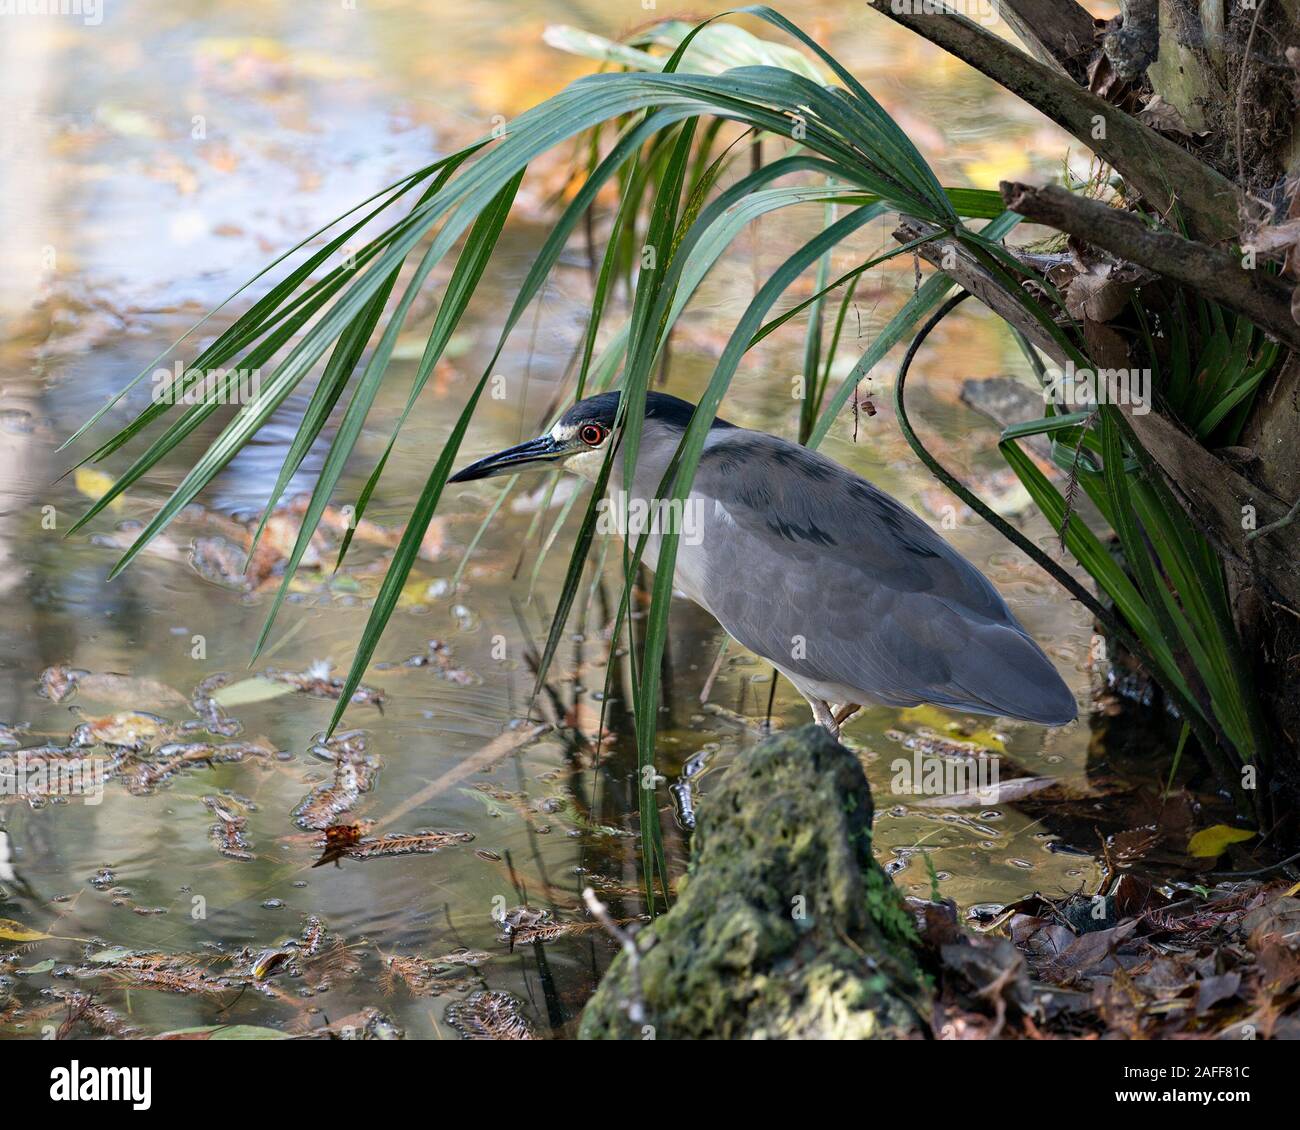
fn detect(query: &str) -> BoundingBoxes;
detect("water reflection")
[0,1,1111,1038]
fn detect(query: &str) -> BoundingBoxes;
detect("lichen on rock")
[580,724,929,1039]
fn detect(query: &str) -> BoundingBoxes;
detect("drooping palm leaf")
[67,5,1269,895]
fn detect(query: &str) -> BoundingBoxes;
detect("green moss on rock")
[580,725,929,1040]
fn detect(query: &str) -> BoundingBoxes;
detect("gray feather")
[676,430,1076,724]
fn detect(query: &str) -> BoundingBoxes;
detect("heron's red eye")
[579,423,606,446]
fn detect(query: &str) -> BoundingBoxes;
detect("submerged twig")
[371,724,549,832]
[582,887,646,1026]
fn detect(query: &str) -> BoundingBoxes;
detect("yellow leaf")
[1188,825,1255,858]
[897,704,1006,753]
[0,918,49,942]
[397,577,436,608]
[74,468,124,511]
[1284,881,1300,898]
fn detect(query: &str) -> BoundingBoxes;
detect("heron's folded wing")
[690,433,1074,722]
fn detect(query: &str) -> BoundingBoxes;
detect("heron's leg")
[832,702,862,727]
[807,696,841,739]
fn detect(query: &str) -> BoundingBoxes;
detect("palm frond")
[68,4,1272,893]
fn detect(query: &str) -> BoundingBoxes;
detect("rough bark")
[868,0,1241,241]
[1141,0,1226,133]
[1246,355,1300,502]
[894,216,1069,361]
[997,181,1300,351]
[1140,0,1298,204]
[997,0,1099,82]
[1106,0,1161,81]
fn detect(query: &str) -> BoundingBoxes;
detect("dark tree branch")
[1104,0,1160,81]
[1117,404,1300,612]
[893,217,1300,611]
[868,0,1241,242]
[894,216,1069,362]
[998,181,1300,352]
[997,0,1098,82]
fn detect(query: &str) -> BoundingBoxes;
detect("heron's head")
[448,392,731,485]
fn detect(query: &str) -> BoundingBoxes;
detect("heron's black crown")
[557,391,736,433]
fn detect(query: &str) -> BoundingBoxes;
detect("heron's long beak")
[448,434,568,483]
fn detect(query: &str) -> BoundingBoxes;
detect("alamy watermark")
[888,0,1000,28]
[0,751,105,805]
[151,361,262,406]
[890,751,1000,803]
[1042,360,1152,415]
[0,0,102,26]
[50,1062,150,1109]
[596,490,705,546]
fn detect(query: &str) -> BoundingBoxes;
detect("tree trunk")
[875,0,1300,837]
[1145,0,1300,814]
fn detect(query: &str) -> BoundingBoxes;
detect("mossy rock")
[580,725,929,1039]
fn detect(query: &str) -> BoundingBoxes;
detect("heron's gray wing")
[689,431,1075,723]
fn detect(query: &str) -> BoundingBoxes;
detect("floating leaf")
[71,711,172,751]
[0,918,49,942]
[88,946,134,963]
[74,467,125,511]
[156,1025,290,1040]
[1188,825,1256,858]
[58,671,188,710]
[210,677,294,707]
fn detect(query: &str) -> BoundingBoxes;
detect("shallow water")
[0,2,1122,1038]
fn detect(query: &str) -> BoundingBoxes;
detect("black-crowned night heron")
[450,392,1077,736]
